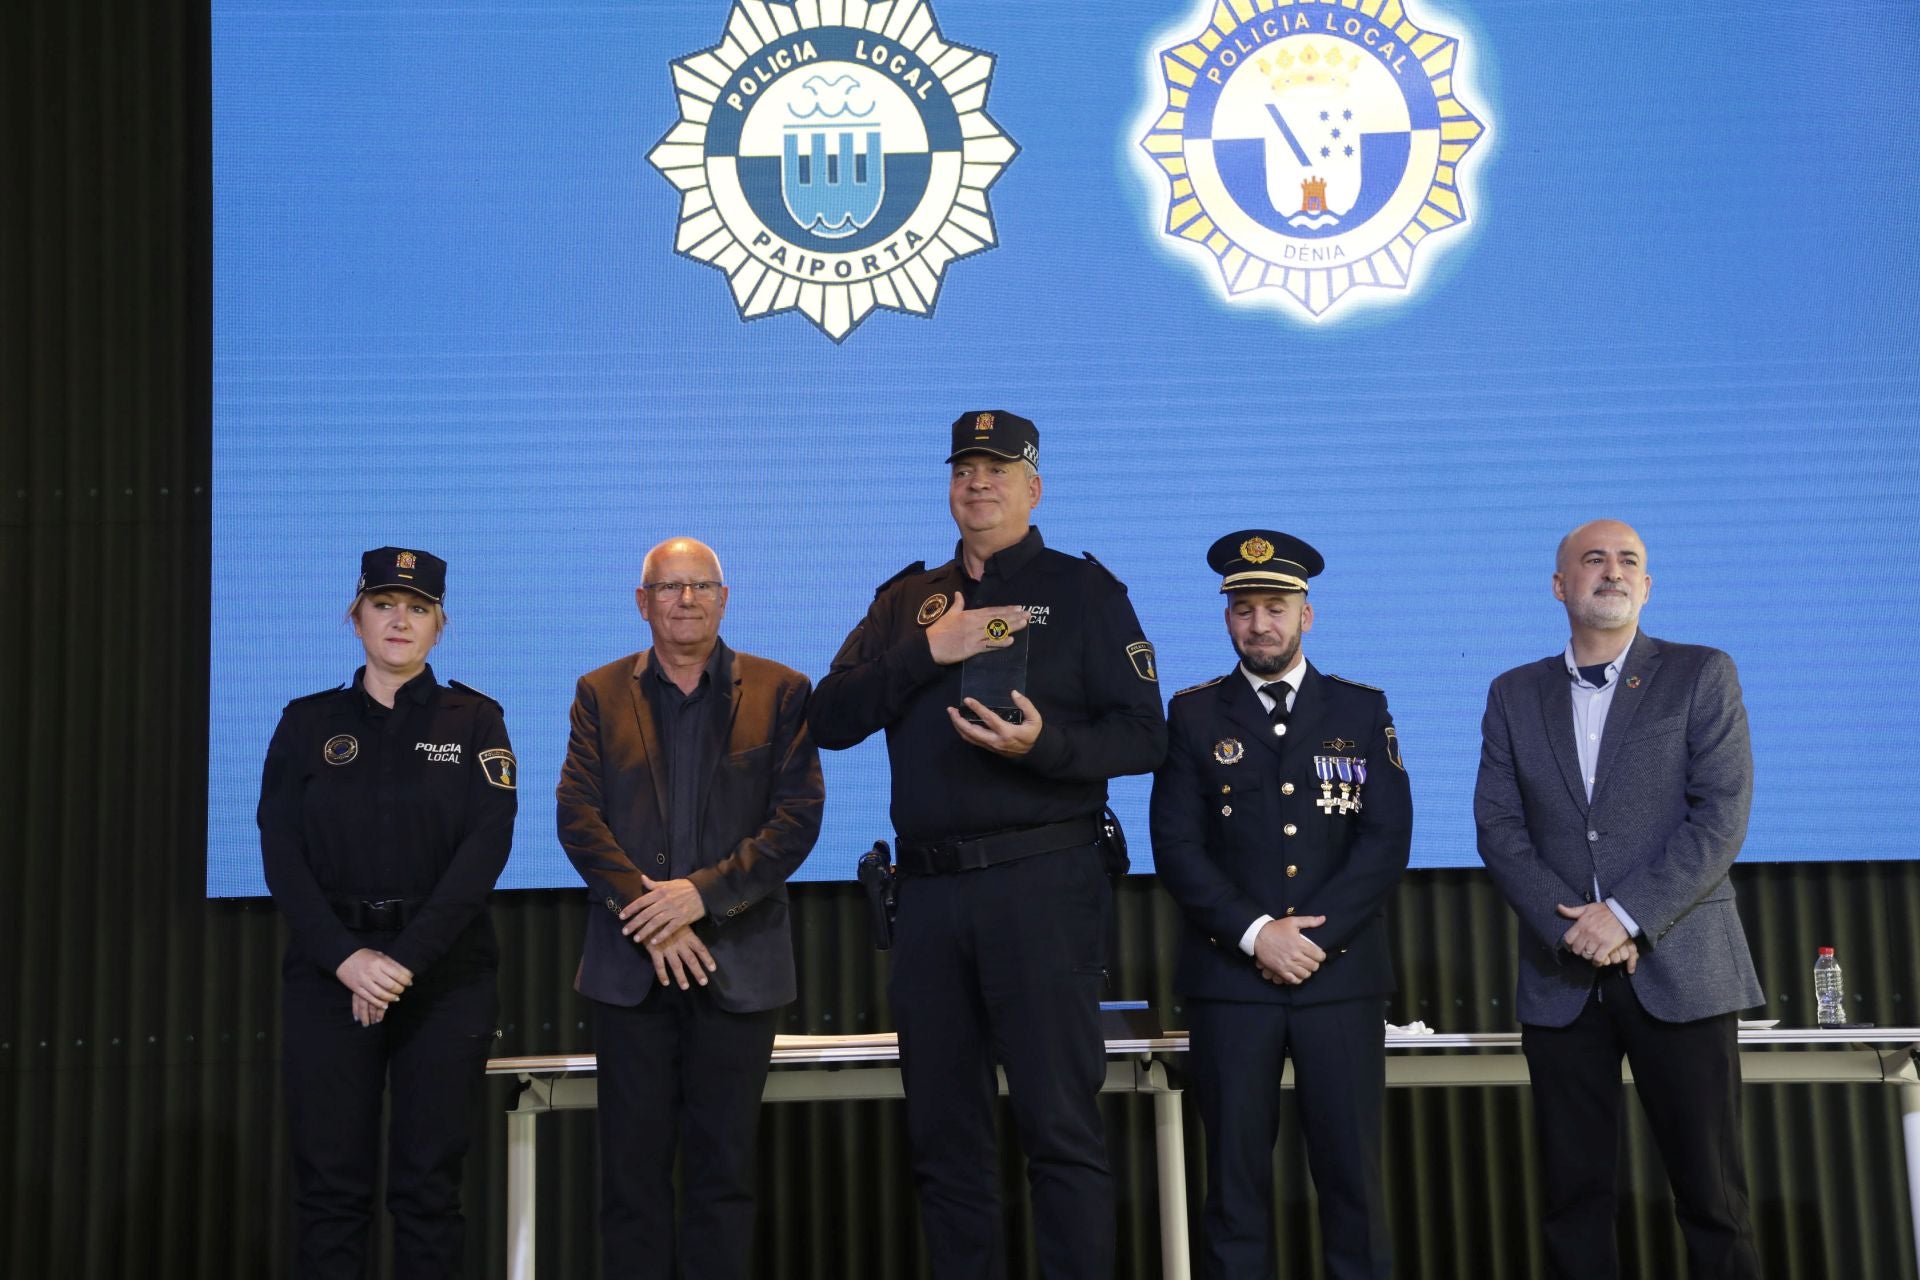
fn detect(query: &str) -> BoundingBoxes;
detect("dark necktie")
[1259,681,1292,738]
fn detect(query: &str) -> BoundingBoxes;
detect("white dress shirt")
[1237,657,1303,956]
[1563,632,1642,938]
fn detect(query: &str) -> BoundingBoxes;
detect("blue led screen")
[211,0,1920,893]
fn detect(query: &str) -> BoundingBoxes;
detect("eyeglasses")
[644,580,723,599]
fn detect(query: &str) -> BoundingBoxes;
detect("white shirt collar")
[1240,655,1305,703]
[1563,631,1637,687]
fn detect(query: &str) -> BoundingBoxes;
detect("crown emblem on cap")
[396,551,417,569]
[975,412,994,432]
[1239,537,1275,564]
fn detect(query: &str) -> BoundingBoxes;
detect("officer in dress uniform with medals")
[809,411,1168,1280]
[257,547,517,1279]
[1149,531,1411,1280]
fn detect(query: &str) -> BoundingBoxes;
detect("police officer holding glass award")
[1150,531,1411,1280]
[809,410,1167,1280]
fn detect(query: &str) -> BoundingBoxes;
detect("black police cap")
[1206,530,1324,595]
[357,546,447,602]
[946,410,1039,467]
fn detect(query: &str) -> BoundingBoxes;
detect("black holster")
[856,840,897,950]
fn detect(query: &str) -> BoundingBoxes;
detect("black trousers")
[889,843,1114,1280]
[592,983,779,1280]
[280,962,495,1280]
[1521,969,1759,1280]
[1186,995,1391,1280]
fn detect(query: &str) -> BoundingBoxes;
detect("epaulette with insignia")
[1327,673,1384,692]
[284,683,346,708]
[875,560,927,595]
[449,679,502,708]
[1172,675,1229,698]
[1080,551,1120,583]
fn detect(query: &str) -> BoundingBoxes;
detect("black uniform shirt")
[810,527,1168,843]
[641,646,722,878]
[258,664,517,981]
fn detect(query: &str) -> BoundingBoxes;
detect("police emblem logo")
[479,748,517,791]
[395,551,417,569]
[323,734,359,766]
[1214,737,1245,764]
[648,1,1019,342]
[1239,536,1275,564]
[1126,640,1159,682]
[985,617,1011,641]
[975,412,994,432]
[1140,0,1487,320]
[916,593,950,626]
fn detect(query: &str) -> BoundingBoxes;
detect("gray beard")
[1570,591,1635,630]
[1234,636,1299,677]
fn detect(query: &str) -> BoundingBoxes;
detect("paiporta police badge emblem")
[1139,0,1488,321]
[649,0,1019,342]
[1214,737,1245,764]
[323,734,359,766]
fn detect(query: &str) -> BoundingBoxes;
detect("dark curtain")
[5,2,1916,1276]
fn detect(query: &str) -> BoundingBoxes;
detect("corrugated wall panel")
[5,2,1918,1277]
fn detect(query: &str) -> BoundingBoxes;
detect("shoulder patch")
[1327,673,1384,693]
[284,683,346,709]
[1172,675,1229,698]
[479,747,517,789]
[875,560,928,596]
[449,679,502,708]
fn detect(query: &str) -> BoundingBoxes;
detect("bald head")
[642,537,723,586]
[1553,519,1651,637]
[1555,519,1645,575]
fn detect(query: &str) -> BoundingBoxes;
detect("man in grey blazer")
[1475,519,1762,1280]
[558,537,824,1280]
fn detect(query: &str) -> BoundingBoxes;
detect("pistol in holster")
[856,840,898,951]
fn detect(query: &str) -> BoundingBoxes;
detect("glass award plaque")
[960,627,1029,724]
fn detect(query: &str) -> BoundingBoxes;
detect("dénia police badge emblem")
[1140,0,1487,320]
[648,0,1019,342]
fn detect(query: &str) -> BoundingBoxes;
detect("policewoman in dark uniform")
[258,547,517,1279]
[1149,532,1411,1280]
[809,412,1167,1280]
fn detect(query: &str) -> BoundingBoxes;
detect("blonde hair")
[347,592,448,636]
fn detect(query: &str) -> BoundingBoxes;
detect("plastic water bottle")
[1814,947,1845,1027]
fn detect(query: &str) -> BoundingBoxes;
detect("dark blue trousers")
[281,962,495,1280]
[890,844,1115,1280]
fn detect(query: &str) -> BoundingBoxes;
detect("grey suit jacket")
[1474,631,1764,1027]
[556,641,824,1012]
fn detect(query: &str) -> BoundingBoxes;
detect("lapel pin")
[1626,675,1641,689]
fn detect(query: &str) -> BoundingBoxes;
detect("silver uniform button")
[1273,723,1287,737]
[1587,830,1598,843]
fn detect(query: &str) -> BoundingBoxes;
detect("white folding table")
[488,1026,1920,1280]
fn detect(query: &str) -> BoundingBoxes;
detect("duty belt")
[328,895,422,931]
[895,816,1101,876]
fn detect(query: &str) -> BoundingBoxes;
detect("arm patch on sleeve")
[1126,641,1158,683]
[479,748,517,789]
[1384,725,1406,772]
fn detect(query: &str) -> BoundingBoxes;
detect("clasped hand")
[336,948,414,1027]
[1253,914,1328,986]
[1557,902,1639,973]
